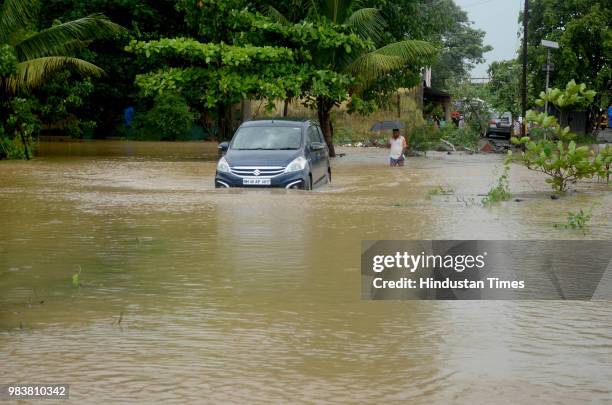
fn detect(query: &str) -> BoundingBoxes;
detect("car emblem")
[253,169,261,176]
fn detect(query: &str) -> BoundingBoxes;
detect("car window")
[232,126,302,150]
[315,126,324,143]
[307,126,319,145]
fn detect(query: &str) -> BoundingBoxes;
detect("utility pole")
[544,48,550,114]
[541,40,559,115]
[521,0,529,136]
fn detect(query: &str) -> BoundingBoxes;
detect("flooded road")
[1,141,611,403]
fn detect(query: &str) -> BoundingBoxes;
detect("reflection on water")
[1,141,611,403]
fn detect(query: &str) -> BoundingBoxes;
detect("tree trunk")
[317,96,336,157]
[217,103,233,141]
[283,98,289,117]
[20,130,30,160]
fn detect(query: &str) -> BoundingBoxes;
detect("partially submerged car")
[215,119,331,190]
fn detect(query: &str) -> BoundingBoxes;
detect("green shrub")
[513,81,601,192]
[0,44,18,77]
[426,185,454,198]
[482,154,512,205]
[594,145,611,184]
[409,124,441,152]
[513,138,598,192]
[133,94,194,141]
[554,208,592,234]
[0,98,40,160]
[440,126,480,149]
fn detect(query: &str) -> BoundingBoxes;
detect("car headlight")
[217,156,230,173]
[285,156,307,173]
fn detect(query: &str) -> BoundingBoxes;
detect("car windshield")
[231,126,302,150]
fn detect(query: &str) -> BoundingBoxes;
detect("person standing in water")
[388,128,407,167]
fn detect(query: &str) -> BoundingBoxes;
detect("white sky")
[453,0,522,78]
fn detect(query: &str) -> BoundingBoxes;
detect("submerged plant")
[426,185,454,199]
[512,81,600,192]
[482,153,512,205]
[553,208,592,233]
[594,145,611,184]
[72,265,82,288]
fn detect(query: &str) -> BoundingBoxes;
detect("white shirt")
[389,136,407,159]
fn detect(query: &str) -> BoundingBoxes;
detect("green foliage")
[482,154,512,205]
[72,265,82,288]
[524,110,572,141]
[253,0,436,154]
[0,0,125,93]
[553,208,592,234]
[449,83,492,135]
[39,0,185,136]
[594,145,612,184]
[535,79,597,110]
[512,81,603,191]
[426,185,454,199]
[487,59,520,116]
[0,97,40,159]
[132,93,194,141]
[409,124,442,152]
[370,0,491,90]
[34,70,96,138]
[439,126,480,149]
[513,138,598,192]
[525,1,611,108]
[0,43,17,76]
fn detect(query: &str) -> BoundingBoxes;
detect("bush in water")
[133,93,194,141]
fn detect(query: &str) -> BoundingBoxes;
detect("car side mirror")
[218,141,229,158]
[310,142,324,151]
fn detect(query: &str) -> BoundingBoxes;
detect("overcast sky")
[453,0,522,78]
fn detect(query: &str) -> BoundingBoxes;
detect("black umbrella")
[370,120,405,131]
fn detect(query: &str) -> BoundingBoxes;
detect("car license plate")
[243,178,271,185]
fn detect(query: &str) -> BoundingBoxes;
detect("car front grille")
[230,166,285,178]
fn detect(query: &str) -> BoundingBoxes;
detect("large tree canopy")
[525,0,611,108]
[0,0,124,94]
[371,0,492,90]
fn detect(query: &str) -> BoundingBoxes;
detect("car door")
[306,125,323,182]
[315,125,329,178]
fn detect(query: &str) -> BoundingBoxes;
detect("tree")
[372,0,491,90]
[39,0,186,136]
[525,0,611,112]
[512,81,601,192]
[487,59,520,116]
[127,37,309,140]
[0,0,124,94]
[265,0,436,156]
[0,0,124,159]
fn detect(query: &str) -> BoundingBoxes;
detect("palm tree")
[0,0,124,93]
[0,0,124,159]
[268,0,436,156]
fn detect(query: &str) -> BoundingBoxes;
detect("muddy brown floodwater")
[1,141,611,403]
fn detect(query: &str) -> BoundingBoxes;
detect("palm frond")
[346,51,404,80]
[373,40,437,62]
[264,5,289,25]
[345,8,385,42]
[3,56,103,93]
[14,14,126,60]
[319,0,357,24]
[0,0,37,44]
